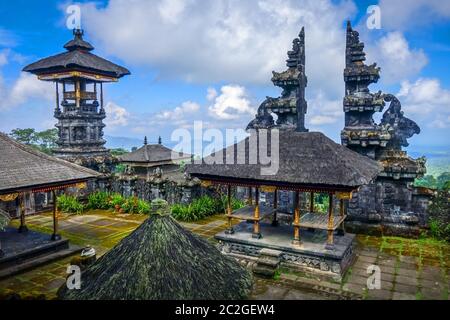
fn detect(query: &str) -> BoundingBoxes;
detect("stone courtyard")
[0,211,448,300]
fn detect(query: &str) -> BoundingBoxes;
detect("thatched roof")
[120,144,191,164]
[0,133,99,194]
[58,213,252,300]
[187,130,381,190]
[23,30,130,79]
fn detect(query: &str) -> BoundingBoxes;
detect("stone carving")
[381,94,420,150]
[342,22,429,237]
[247,27,308,132]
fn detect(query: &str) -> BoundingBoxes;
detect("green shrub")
[170,195,245,222]
[87,191,111,210]
[429,219,450,242]
[427,189,450,242]
[120,197,139,214]
[137,200,151,214]
[57,195,84,214]
[110,194,125,209]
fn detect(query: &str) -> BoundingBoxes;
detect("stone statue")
[246,98,275,130]
[381,94,420,150]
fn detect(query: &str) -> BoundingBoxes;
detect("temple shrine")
[188,28,382,280]
[341,22,428,237]
[23,29,130,171]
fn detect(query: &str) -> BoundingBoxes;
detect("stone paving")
[0,210,448,300]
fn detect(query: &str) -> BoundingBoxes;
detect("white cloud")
[379,0,450,31]
[158,0,190,24]
[397,78,450,128]
[0,50,9,67]
[208,85,255,120]
[0,72,53,110]
[155,101,200,121]
[306,91,342,126]
[206,87,218,101]
[81,0,355,95]
[365,32,428,84]
[105,102,130,128]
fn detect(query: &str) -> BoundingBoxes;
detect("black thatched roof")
[0,133,99,194]
[58,214,252,300]
[23,30,130,78]
[187,131,381,190]
[120,144,191,164]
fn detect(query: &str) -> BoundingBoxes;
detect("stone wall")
[345,178,431,238]
[92,176,202,205]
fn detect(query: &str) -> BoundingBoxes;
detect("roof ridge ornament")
[63,28,95,52]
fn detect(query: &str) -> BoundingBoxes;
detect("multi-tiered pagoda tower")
[341,22,428,237]
[23,29,130,171]
[247,27,308,132]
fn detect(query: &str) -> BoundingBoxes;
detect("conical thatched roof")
[58,205,252,300]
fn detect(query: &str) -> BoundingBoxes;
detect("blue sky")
[0,0,449,151]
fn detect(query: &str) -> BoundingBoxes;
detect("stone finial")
[158,136,162,145]
[144,136,148,145]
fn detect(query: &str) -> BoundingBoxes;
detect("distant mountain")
[105,136,142,151]
[408,145,450,177]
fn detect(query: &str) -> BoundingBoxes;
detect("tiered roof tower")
[341,22,390,159]
[23,29,130,171]
[342,22,428,236]
[247,27,308,132]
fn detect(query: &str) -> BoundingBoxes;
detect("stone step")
[253,265,277,278]
[256,257,280,268]
[0,245,82,280]
[259,248,283,258]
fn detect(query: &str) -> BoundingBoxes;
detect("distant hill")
[409,145,450,177]
[105,136,142,151]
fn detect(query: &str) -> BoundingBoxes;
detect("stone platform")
[216,222,355,281]
[0,227,80,279]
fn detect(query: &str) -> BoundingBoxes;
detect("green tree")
[436,172,450,190]
[110,148,129,157]
[415,175,438,189]
[10,128,37,145]
[35,129,58,149]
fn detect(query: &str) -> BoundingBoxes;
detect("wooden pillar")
[225,185,234,234]
[248,186,253,205]
[75,80,81,108]
[325,193,335,250]
[252,187,261,239]
[271,189,279,226]
[310,192,314,213]
[292,190,301,245]
[18,193,28,233]
[337,198,346,236]
[100,83,104,109]
[55,82,60,110]
[51,190,61,241]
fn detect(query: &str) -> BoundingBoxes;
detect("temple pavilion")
[119,136,192,180]
[187,27,381,280]
[0,133,99,275]
[22,29,130,171]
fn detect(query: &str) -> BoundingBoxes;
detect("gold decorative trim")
[260,186,277,193]
[336,192,352,200]
[200,180,213,188]
[0,193,19,202]
[76,182,87,190]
